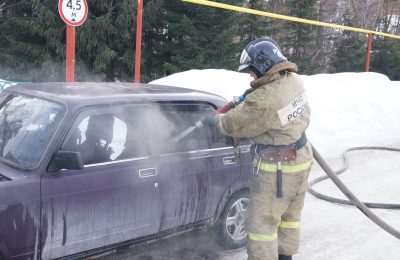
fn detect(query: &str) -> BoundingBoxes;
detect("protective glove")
[200,113,219,127]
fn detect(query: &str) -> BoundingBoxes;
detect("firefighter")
[203,38,313,260]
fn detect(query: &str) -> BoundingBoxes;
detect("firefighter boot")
[279,255,292,260]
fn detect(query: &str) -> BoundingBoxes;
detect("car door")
[40,105,162,259]
[238,138,253,187]
[151,102,229,230]
[149,103,211,230]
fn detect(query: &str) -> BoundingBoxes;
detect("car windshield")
[0,93,65,168]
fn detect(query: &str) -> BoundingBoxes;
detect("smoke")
[63,98,223,166]
[0,65,14,81]
[97,227,239,259]
[95,103,218,160]
[0,62,65,82]
[0,61,107,83]
[75,63,107,82]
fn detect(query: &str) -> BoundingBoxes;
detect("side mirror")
[48,151,84,172]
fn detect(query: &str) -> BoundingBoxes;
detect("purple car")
[0,82,252,259]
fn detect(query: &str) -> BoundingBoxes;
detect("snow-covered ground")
[0,79,23,91]
[151,70,400,259]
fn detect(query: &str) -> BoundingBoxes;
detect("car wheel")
[215,190,249,249]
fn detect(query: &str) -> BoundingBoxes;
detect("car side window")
[61,105,153,165]
[151,103,212,154]
[210,127,235,148]
[152,103,228,154]
[61,103,233,164]
[117,106,152,159]
[61,111,127,165]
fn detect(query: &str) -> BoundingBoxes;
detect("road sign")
[58,0,88,27]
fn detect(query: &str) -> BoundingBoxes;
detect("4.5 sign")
[58,0,88,26]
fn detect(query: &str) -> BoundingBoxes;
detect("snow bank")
[0,79,23,91]
[151,69,251,100]
[304,72,400,158]
[151,70,400,159]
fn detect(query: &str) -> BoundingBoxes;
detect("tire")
[215,190,249,249]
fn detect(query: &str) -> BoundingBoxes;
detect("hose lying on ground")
[310,145,400,239]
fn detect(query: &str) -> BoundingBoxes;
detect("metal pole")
[66,25,76,82]
[365,33,373,72]
[134,0,143,83]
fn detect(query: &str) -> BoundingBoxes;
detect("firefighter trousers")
[246,159,312,260]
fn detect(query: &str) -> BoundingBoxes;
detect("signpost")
[58,0,88,82]
[134,0,143,83]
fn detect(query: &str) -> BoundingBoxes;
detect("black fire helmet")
[238,38,287,77]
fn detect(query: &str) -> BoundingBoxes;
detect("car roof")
[6,82,227,108]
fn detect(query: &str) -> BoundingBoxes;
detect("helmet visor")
[238,49,251,72]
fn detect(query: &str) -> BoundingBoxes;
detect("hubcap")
[225,197,249,241]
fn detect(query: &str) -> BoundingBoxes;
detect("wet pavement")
[89,156,400,260]
[90,227,247,260]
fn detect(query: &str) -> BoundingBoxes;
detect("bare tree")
[345,0,384,29]
[379,0,400,34]
[313,0,347,72]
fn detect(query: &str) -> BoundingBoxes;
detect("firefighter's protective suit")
[215,61,313,260]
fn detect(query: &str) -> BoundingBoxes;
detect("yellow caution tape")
[182,0,400,40]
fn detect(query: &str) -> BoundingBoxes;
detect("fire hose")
[311,146,400,239]
[171,88,254,142]
[309,146,400,210]
[173,89,400,240]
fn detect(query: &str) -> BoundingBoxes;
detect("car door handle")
[139,168,157,178]
[241,146,251,153]
[223,156,236,165]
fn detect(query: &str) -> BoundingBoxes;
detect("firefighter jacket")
[216,61,310,148]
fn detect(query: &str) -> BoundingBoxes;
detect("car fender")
[214,180,249,222]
